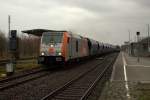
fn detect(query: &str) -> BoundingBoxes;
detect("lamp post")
[136,32,140,62]
[148,24,150,52]
[6,15,18,75]
[128,30,131,55]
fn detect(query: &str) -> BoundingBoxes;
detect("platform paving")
[124,52,150,82]
[99,51,150,100]
[110,52,124,81]
[111,51,150,82]
[125,53,150,67]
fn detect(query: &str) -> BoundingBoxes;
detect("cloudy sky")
[0,0,150,45]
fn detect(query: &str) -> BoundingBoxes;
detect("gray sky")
[0,0,150,45]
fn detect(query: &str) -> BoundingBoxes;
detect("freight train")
[37,30,118,65]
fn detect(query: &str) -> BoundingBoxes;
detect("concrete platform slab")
[123,52,150,82]
[127,66,150,81]
[111,52,124,81]
[111,52,150,82]
[124,53,150,67]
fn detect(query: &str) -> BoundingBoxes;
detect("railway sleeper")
[54,96,81,100]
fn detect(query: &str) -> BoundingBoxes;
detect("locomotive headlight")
[41,52,45,56]
[58,52,62,56]
[50,44,54,47]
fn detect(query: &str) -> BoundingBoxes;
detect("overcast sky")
[0,0,150,45]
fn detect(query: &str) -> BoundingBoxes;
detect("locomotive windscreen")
[42,32,63,45]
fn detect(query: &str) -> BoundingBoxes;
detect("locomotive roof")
[22,29,67,36]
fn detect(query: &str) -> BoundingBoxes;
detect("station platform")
[99,52,150,100]
[125,53,150,67]
[111,51,150,82]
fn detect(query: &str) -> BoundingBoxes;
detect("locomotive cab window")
[67,37,70,43]
[98,44,100,50]
[42,32,63,45]
[76,41,78,52]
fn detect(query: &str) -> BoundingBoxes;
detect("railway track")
[41,54,117,100]
[0,57,37,65]
[0,59,8,65]
[0,67,48,91]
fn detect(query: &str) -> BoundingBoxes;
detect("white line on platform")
[122,52,131,99]
[143,66,150,67]
[127,65,150,68]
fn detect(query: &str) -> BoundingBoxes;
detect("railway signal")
[6,30,18,76]
[9,30,17,51]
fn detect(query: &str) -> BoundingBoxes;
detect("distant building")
[122,37,150,57]
[121,41,130,54]
[138,37,150,56]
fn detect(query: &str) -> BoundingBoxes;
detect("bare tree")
[18,35,40,58]
[0,30,7,59]
[0,30,40,59]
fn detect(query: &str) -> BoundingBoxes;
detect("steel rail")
[0,68,48,91]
